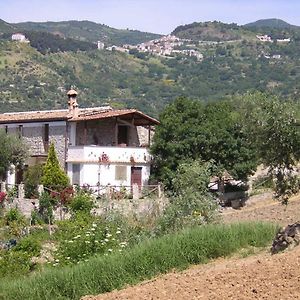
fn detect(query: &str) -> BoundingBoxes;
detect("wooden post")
[158,183,163,199]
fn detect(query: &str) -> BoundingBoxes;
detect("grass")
[0,222,277,300]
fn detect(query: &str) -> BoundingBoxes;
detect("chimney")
[67,89,79,118]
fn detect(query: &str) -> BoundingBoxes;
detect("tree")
[151,97,257,190]
[237,92,300,201]
[0,129,28,180]
[41,143,69,191]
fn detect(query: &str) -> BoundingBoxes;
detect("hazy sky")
[1,0,299,34]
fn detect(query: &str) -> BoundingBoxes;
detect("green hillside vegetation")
[244,18,296,29]
[2,20,300,116]
[1,30,97,54]
[0,19,17,34]
[13,20,162,46]
[172,21,256,41]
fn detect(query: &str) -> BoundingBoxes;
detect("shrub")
[41,143,69,191]
[156,161,218,234]
[24,164,43,198]
[69,191,95,216]
[38,192,57,224]
[4,208,25,226]
[13,236,42,257]
[0,250,33,278]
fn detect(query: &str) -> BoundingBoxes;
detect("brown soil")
[83,194,300,300]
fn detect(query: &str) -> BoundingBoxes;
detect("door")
[118,125,128,146]
[131,167,142,189]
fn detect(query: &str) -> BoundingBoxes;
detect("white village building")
[0,90,159,190]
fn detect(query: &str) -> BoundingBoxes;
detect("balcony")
[67,145,152,164]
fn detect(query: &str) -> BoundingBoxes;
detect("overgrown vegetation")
[0,222,277,300]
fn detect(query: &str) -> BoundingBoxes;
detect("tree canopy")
[151,97,257,189]
[235,92,300,199]
[0,129,28,179]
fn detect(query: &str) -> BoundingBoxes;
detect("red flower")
[0,192,7,203]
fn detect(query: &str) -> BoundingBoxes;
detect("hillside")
[0,19,17,34]
[172,21,256,41]
[244,18,296,29]
[12,20,162,46]
[2,20,300,116]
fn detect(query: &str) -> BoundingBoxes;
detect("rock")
[271,222,300,254]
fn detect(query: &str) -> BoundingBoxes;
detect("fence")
[0,182,164,201]
[0,181,166,220]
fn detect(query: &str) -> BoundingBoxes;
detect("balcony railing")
[67,145,151,164]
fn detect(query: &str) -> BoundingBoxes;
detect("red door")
[131,167,142,189]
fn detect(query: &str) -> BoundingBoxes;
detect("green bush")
[14,236,42,257]
[69,191,95,216]
[24,164,44,198]
[156,161,218,235]
[38,192,57,224]
[4,208,26,226]
[0,250,33,278]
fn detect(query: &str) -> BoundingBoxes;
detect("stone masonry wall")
[49,125,67,167]
[7,122,67,167]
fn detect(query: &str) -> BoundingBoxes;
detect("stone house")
[0,90,159,189]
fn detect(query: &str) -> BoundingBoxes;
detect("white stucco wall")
[67,162,150,188]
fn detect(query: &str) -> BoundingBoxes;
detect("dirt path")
[221,193,300,226]
[83,194,300,300]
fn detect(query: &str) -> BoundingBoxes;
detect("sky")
[1,0,300,34]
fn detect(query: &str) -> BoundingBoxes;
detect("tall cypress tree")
[41,143,69,191]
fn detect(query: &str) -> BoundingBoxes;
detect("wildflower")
[108,248,113,252]
[91,228,96,231]
[92,223,97,228]
[86,234,90,237]
[104,238,109,242]
[116,230,121,234]
[120,242,127,248]
[68,240,74,243]
[95,240,99,243]
[55,259,60,262]
[85,241,91,244]
[106,233,112,238]
[66,257,71,260]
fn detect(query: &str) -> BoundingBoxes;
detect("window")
[118,126,128,145]
[72,164,80,185]
[43,124,49,152]
[18,125,23,138]
[115,166,127,181]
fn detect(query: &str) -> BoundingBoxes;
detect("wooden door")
[131,167,142,189]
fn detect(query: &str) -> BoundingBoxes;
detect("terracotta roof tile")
[73,109,159,125]
[0,107,159,125]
